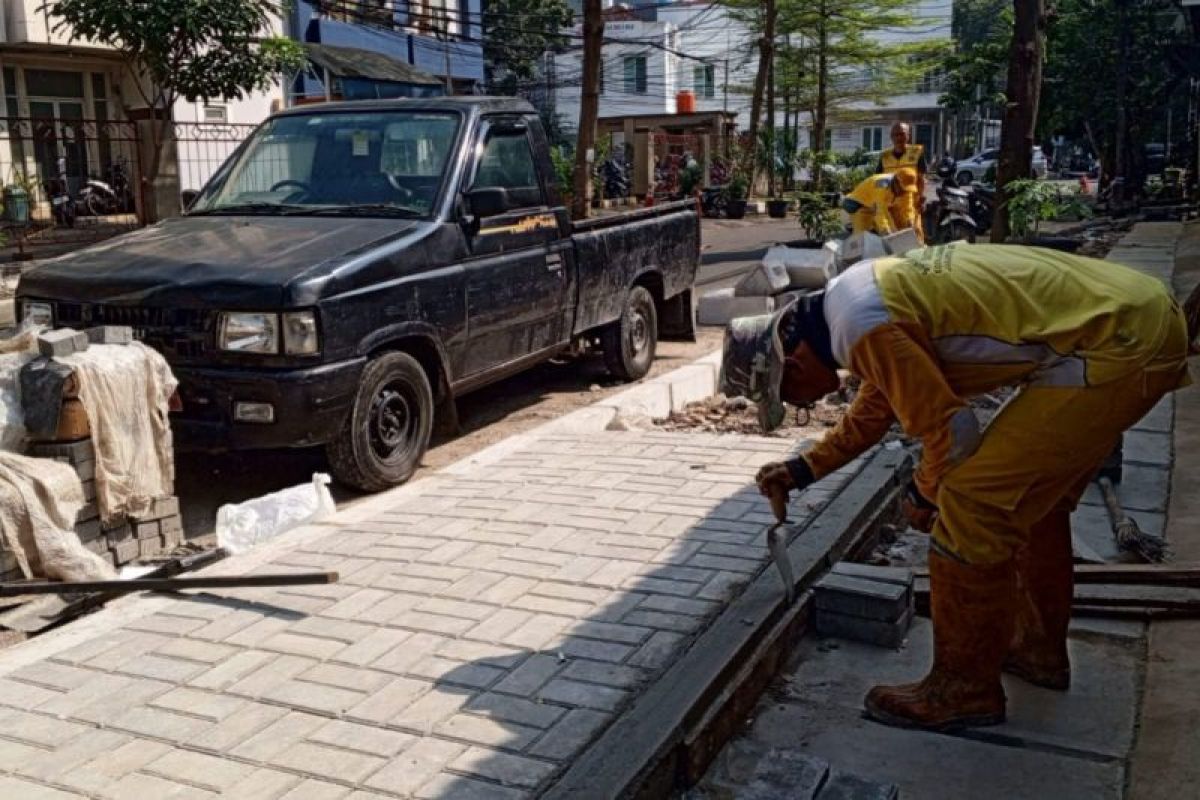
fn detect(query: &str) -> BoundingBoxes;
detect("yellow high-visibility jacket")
[801,243,1190,498]
[880,143,924,174]
[845,173,918,236]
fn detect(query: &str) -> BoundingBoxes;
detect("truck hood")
[18,215,422,308]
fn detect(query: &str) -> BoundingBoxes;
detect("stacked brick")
[813,562,915,648]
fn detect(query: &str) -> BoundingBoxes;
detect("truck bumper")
[171,358,366,452]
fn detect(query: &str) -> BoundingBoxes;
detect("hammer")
[765,483,796,602]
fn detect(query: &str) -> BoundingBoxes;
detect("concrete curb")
[0,347,724,672]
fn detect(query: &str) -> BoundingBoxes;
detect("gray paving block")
[701,739,830,799]
[84,325,133,345]
[37,328,88,358]
[818,770,900,800]
[697,288,774,326]
[839,232,886,267]
[111,538,140,564]
[1133,395,1174,433]
[135,520,161,540]
[815,606,913,649]
[830,562,913,588]
[1122,429,1172,467]
[75,518,102,543]
[735,261,792,297]
[882,228,920,256]
[814,573,910,621]
[28,438,94,464]
[761,244,835,289]
[1071,503,1164,562]
[1080,465,1169,512]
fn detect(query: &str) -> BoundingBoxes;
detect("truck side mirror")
[464,187,510,221]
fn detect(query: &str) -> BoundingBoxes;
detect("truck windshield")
[190,111,460,218]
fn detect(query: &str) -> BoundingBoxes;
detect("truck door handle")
[546,254,563,271]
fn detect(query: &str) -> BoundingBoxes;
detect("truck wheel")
[603,285,658,381]
[327,352,433,492]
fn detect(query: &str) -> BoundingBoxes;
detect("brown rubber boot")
[1003,507,1073,690]
[863,550,1015,731]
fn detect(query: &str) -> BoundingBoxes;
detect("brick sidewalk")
[0,430,861,798]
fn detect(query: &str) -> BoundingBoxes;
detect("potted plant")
[1003,178,1092,248]
[724,172,750,219]
[679,160,703,200]
[4,168,37,225]
[795,191,844,245]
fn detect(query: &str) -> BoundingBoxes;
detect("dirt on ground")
[650,392,849,439]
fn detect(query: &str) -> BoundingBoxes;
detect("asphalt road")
[176,215,797,541]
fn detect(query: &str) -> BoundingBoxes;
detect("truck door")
[460,117,569,376]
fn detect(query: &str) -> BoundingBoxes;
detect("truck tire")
[327,352,433,492]
[602,285,658,381]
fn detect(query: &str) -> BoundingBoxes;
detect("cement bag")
[216,473,336,555]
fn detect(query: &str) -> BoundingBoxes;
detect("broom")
[1098,476,1170,563]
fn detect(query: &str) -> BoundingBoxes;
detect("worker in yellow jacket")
[843,168,922,241]
[720,243,1191,731]
[876,122,927,241]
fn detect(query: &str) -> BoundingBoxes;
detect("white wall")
[658,4,757,129]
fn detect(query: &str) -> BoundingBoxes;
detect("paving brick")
[144,748,255,792]
[227,654,317,699]
[39,673,170,724]
[116,653,208,683]
[191,701,290,752]
[150,687,247,722]
[0,708,90,747]
[437,640,527,669]
[622,609,706,634]
[223,616,295,648]
[98,772,217,799]
[354,592,421,624]
[435,713,541,750]
[413,773,526,800]
[467,608,534,642]
[528,708,613,761]
[370,632,450,674]
[109,705,213,743]
[346,677,431,725]
[188,650,276,691]
[390,685,475,733]
[416,596,497,621]
[364,738,467,795]
[628,630,689,670]
[410,656,505,689]
[492,654,562,697]
[6,661,95,692]
[509,593,594,618]
[309,719,416,757]
[584,559,645,588]
[218,768,301,799]
[555,636,635,664]
[297,662,391,694]
[0,775,89,799]
[156,638,238,665]
[636,593,721,617]
[331,628,412,667]
[697,570,752,601]
[498,614,572,650]
[261,679,366,715]
[688,553,762,573]
[15,729,131,784]
[260,632,347,661]
[231,711,328,762]
[0,677,62,710]
[466,692,567,729]
[278,780,351,799]
[562,661,648,690]
[449,746,557,789]
[271,741,387,784]
[572,620,653,645]
[56,738,174,795]
[538,678,629,712]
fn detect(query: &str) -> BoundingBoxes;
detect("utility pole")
[442,5,453,95]
[572,0,604,220]
[991,0,1046,242]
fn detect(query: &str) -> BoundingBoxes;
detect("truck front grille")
[53,302,210,361]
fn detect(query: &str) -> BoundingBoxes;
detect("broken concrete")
[734,260,792,297]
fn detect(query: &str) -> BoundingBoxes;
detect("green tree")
[938,0,1010,115]
[47,0,302,186]
[482,0,574,96]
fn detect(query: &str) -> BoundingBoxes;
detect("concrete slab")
[734,261,791,297]
[1123,429,1172,467]
[652,364,718,412]
[596,382,673,420]
[1133,395,1174,433]
[743,699,1123,800]
[1070,504,1163,563]
[697,288,774,326]
[786,618,1141,759]
[1080,464,1170,512]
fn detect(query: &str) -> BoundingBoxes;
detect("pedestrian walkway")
[691,221,1186,800]
[0,418,865,797]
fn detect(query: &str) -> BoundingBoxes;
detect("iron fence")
[174,121,258,202]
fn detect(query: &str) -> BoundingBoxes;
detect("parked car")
[17,98,701,492]
[955,146,1047,184]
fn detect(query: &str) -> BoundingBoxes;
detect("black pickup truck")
[17,98,699,491]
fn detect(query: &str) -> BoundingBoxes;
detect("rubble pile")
[653,394,849,437]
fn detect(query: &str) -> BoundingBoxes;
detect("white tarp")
[0,451,115,581]
[59,343,178,524]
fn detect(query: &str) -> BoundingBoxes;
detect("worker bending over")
[843,168,922,241]
[720,243,1191,731]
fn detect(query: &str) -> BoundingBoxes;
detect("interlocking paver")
[0,429,865,798]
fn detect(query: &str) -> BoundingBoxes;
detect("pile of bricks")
[24,439,184,574]
[813,562,915,648]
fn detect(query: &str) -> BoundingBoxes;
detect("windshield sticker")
[352,131,369,157]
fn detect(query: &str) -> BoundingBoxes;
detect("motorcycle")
[924,183,978,243]
[700,185,728,218]
[598,159,629,200]
[45,156,76,228]
[79,160,133,216]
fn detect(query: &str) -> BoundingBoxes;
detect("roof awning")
[301,43,443,86]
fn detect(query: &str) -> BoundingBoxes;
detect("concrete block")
[761,244,835,290]
[105,522,133,543]
[697,288,774,327]
[1122,429,1171,467]
[707,741,830,799]
[599,382,673,420]
[882,228,921,255]
[823,240,843,273]
[814,572,911,621]
[146,496,181,520]
[160,514,184,539]
[28,438,94,464]
[139,536,164,559]
[73,459,95,482]
[75,518,102,543]
[81,479,96,502]
[819,770,900,800]
[815,606,914,649]
[84,326,133,345]
[37,328,88,358]
[135,520,161,540]
[653,364,717,412]
[830,562,914,589]
[839,232,886,267]
[734,260,791,297]
[112,538,140,564]
[1133,394,1173,433]
[75,501,99,525]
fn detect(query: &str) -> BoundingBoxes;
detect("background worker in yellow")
[877,122,927,241]
[842,168,922,241]
[720,243,1191,732]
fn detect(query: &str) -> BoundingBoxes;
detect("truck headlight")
[283,311,319,355]
[218,312,279,353]
[20,300,52,327]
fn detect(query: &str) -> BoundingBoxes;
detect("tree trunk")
[747,0,776,182]
[813,3,828,191]
[767,43,776,197]
[572,0,604,220]
[991,0,1046,242]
